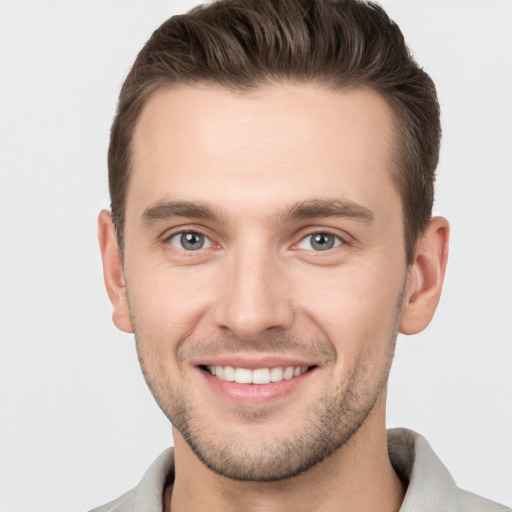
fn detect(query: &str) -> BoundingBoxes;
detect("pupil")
[181,232,204,250]
[312,233,334,251]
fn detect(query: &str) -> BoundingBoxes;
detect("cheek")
[126,263,216,347]
[294,263,404,350]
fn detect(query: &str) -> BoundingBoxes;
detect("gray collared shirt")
[89,428,510,511]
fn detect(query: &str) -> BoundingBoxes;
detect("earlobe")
[97,210,133,333]
[400,216,450,335]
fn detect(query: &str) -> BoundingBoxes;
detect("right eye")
[295,232,343,252]
[167,231,212,251]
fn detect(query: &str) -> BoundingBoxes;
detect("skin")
[99,83,449,511]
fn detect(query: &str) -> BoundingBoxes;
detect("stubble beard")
[131,289,404,482]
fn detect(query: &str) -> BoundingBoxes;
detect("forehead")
[128,82,399,222]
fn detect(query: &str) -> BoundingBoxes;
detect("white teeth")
[224,365,235,382]
[252,368,270,384]
[206,365,309,384]
[283,366,294,380]
[269,367,283,382]
[234,368,252,384]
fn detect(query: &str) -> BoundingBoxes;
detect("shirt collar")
[388,428,458,512]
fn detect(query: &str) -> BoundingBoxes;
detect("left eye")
[168,231,212,251]
[297,232,343,251]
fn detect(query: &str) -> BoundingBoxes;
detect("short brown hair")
[108,0,441,264]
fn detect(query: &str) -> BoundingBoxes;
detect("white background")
[0,1,510,510]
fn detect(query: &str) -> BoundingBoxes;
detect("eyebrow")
[140,198,374,226]
[141,201,219,225]
[276,198,375,224]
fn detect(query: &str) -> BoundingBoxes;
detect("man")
[93,0,508,511]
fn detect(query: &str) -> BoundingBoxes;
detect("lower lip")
[199,368,313,405]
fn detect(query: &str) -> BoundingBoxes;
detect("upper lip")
[191,355,318,370]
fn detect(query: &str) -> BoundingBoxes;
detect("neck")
[166,395,404,512]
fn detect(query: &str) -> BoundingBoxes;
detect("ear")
[97,210,133,333]
[400,216,450,335]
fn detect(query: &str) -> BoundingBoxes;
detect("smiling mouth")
[202,365,314,384]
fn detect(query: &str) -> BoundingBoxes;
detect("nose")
[212,246,294,340]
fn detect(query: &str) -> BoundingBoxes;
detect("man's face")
[119,83,410,480]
